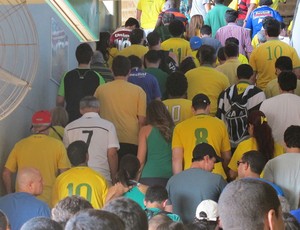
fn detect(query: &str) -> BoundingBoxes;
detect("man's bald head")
[17,168,43,196]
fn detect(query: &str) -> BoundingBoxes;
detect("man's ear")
[162,199,168,208]
[266,209,277,230]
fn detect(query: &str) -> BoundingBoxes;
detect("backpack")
[224,85,252,147]
[159,50,178,74]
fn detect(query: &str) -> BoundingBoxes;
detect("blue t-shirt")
[0,192,50,230]
[245,6,283,38]
[290,209,300,224]
[128,68,161,104]
[254,178,284,196]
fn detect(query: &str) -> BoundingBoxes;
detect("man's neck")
[78,63,90,69]
[149,45,161,50]
[114,76,127,81]
[286,147,300,153]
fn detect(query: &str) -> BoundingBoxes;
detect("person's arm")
[56,95,65,107]
[229,169,238,180]
[221,150,231,178]
[136,9,142,22]
[137,126,152,179]
[243,3,256,27]
[204,3,211,12]
[105,182,130,204]
[107,147,118,184]
[137,115,146,130]
[2,167,13,194]
[172,147,184,174]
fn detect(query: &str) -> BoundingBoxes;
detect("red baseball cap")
[32,110,51,126]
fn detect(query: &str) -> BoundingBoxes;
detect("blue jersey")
[245,6,283,38]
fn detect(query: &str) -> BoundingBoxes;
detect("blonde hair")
[51,106,69,127]
[187,15,204,39]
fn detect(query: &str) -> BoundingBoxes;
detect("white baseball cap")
[195,200,218,221]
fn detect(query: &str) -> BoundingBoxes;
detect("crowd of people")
[1,0,300,229]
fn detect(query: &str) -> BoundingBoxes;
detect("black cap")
[192,94,211,107]
[192,143,223,163]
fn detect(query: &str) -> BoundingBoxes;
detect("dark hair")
[225,9,238,23]
[200,25,212,35]
[128,55,142,68]
[65,209,125,230]
[225,37,239,46]
[214,0,225,3]
[67,141,88,166]
[197,45,216,65]
[259,0,273,6]
[248,110,274,161]
[237,64,253,79]
[147,31,160,46]
[275,56,293,71]
[217,47,226,62]
[157,222,186,230]
[186,221,216,230]
[144,50,161,64]
[96,32,111,62]
[130,28,145,44]
[0,210,9,230]
[169,20,185,37]
[52,196,93,227]
[241,150,267,175]
[224,43,239,58]
[112,55,131,76]
[125,17,140,28]
[265,18,281,37]
[21,217,63,230]
[116,154,140,186]
[284,125,300,148]
[262,16,274,29]
[218,179,281,229]
[146,100,174,142]
[145,185,168,203]
[283,212,300,230]
[278,71,297,91]
[103,197,148,230]
[192,94,211,110]
[75,43,93,64]
[166,71,188,97]
[179,57,196,73]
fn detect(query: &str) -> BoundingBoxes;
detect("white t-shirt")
[260,93,300,146]
[264,153,300,210]
[64,112,120,184]
[190,0,210,19]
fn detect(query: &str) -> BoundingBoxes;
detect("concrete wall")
[0,4,80,195]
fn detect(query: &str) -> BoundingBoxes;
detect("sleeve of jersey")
[137,89,147,117]
[221,122,231,152]
[4,147,18,172]
[51,178,60,207]
[57,143,71,169]
[275,12,283,22]
[137,0,142,10]
[249,49,257,72]
[152,78,162,98]
[245,15,252,30]
[262,161,274,182]
[57,73,67,97]
[228,143,244,171]
[108,123,120,149]
[172,125,183,148]
[291,49,300,69]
